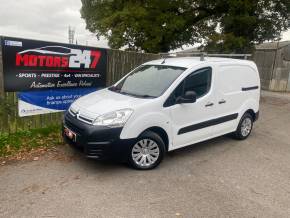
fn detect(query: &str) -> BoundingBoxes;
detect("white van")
[63,57,260,170]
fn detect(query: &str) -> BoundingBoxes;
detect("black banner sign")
[1,36,107,92]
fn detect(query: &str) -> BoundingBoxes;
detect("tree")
[204,0,290,53]
[81,0,290,53]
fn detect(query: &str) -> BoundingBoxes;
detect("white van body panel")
[71,88,148,120]
[120,106,173,142]
[120,62,217,148]
[69,57,260,152]
[211,64,260,137]
[162,63,218,150]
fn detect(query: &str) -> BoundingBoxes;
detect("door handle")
[218,99,226,104]
[205,102,214,107]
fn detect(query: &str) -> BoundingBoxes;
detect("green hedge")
[0,125,63,157]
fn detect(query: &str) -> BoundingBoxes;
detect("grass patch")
[0,125,64,158]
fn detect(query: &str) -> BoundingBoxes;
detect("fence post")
[0,37,4,97]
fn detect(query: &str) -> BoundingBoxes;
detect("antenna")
[68,26,75,44]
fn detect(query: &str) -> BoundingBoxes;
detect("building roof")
[255,41,290,50]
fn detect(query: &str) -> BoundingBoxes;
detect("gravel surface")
[1,91,290,218]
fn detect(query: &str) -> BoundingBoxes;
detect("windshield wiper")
[119,91,156,98]
[109,87,156,98]
[125,93,156,98]
[108,86,121,92]
[134,94,156,98]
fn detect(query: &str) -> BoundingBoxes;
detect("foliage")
[0,125,63,157]
[81,0,290,53]
[204,0,290,53]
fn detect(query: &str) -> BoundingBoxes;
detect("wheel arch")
[140,126,169,151]
[244,109,257,121]
[244,109,259,122]
[238,97,259,123]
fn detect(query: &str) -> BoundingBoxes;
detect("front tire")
[233,112,253,140]
[128,131,165,170]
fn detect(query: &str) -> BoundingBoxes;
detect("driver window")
[184,67,212,98]
[163,67,212,107]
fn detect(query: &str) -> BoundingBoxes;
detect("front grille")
[78,115,94,124]
[69,108,94,124]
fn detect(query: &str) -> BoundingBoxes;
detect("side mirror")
[176,91,197,104]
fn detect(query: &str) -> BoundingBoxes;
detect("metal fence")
[0,48,160,134]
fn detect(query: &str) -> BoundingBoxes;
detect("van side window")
[163,67,212,107]
[171,81,184,103]
[163,81,184,107]
[184,67,212,98]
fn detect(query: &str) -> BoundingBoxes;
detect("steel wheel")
[131,139,160,168]
[241,117,252,137]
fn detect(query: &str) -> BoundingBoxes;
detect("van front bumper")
[62,112,135,161]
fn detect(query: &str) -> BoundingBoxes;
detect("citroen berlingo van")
[63,57,260,170]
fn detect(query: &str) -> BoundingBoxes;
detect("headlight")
[93,109,133,127]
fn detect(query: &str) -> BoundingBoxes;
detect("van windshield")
[108,65,186,98]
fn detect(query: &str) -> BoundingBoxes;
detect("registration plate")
[64,126,76,142]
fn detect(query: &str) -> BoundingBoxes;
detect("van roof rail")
[200,53,205,61]
[161,58,166,64]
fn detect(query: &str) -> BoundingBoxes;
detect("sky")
[0,0,109,48]
[0,0,289,51]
